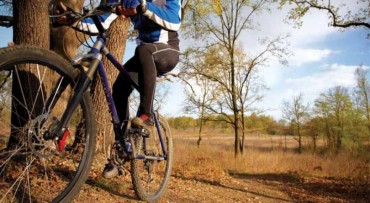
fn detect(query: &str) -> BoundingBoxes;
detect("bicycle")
[0,1,173,202]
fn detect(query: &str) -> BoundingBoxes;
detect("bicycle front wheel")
[130,115,173,202]
[0,45,96,203]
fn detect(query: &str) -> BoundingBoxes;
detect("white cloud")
[241,3,337,50]
[259,64,368,119]
[285,63,359,93]
[289,48,338,66]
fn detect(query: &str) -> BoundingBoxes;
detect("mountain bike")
[0,1,173,202]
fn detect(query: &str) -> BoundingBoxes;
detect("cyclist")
[52,0,181,177]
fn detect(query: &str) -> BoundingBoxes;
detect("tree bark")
[13,0,49,47]
[50,0,87,60]
[91,18,130,155]
[9,0,51,147]
[197,119,203,147]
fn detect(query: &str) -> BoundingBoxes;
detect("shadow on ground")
[173,174,292,202]
[85,177,138,201]
[231,171,369,203]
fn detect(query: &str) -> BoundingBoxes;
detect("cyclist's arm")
[72,13,118,35]
[142,0,181,31]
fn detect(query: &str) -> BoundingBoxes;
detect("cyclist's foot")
[102,162,118,179]
[131,114,155,138]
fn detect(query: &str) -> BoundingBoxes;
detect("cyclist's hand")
[50,2,68,25]
[117,5,137,17]
[121,0,140,9]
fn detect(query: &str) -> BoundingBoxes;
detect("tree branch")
[294,0,370,29]
[0,15,13,28]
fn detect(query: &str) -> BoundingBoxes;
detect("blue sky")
[0,2,369,120]
[246,5,370,119]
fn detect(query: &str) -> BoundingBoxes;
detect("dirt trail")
[1,133,368,202]
[70,135,369,203]
[72,169,368,203]
[73,173,293,203]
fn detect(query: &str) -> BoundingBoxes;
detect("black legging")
[112,43,180,122]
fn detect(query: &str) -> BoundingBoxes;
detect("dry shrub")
[172,135,370,184]
[172,139,228,184]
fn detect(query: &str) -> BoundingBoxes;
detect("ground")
[1,134,368,202]
[72,170,369,203]
[70,136,369,203]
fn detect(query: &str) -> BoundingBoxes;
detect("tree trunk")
[48,1,130,156]
[233,116,241,157]
[197,119,203,147]
[230,50,241,157]
[50,0,87,60]
[91,18,130,156]
[13,0,49,47]
[9,0,50,147]
[297,124,302,153]
[312,133,317,154]
[240,112,245,153]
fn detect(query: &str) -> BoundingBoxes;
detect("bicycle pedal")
[129,127,148,136]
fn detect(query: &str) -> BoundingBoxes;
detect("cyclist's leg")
[104,57,141,178]
[112,57,140,125]
[135,43,180,118]
[112,43,180,135]
[123,44,177,201]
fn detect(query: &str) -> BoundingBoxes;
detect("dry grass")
[172,132,370,184]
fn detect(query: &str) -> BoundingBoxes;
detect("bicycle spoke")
[0,46,95,202]
[14,68,32,120]
[31,64,47,115]
[131,116,173,201]
[45,76,65,114]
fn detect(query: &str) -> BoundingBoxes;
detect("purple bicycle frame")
[91,36,168,156]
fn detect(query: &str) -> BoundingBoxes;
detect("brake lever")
[50,11,73,18]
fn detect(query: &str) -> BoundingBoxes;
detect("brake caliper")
[58,128,70,152]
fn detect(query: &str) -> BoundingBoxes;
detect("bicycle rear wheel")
[0,45,96,203]
[130,115,173,202]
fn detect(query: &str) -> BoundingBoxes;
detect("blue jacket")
[74,0,181,46]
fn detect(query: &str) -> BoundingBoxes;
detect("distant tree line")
[168,114,282,135]
[169,67,370,156]
[282,67,369,154]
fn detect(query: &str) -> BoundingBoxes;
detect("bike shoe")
[131,116,156,138]
[102,162,118,179]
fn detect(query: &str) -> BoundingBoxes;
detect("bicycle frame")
[53,15,167,159]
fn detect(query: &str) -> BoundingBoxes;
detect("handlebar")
[50,0,148,22]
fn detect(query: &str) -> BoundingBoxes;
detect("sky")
[242,4,369,119]
[0,1,369,120]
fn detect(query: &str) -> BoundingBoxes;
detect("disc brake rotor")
[27,114,60,158]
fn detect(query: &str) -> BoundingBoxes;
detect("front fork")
[43,54,102,142]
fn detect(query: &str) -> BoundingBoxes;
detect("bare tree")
[354,66,370,133]
[182,0,289,156]
[276,0,370,29]
[181,49,214,146]
[282,93,309,153]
